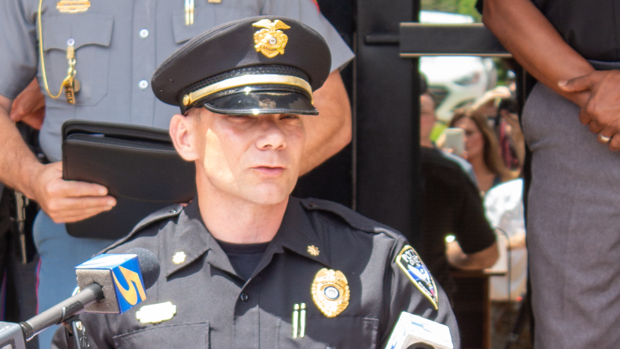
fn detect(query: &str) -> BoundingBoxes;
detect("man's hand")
[559,70,620,151]
[10,78,45,130]
[31,162,116,223]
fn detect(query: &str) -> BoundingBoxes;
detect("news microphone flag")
[76,254,147,314]
[385,312,454,349]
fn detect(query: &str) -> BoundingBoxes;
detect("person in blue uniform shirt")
[52,16,459,349]
[0,0,353,347]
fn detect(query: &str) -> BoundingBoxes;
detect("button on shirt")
[52,197,459,348]
[0,0,354,162]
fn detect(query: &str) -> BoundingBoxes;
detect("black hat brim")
[200,90,318,116]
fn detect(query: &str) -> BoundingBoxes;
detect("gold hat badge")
[311,268,350,318]
[252,19,290,58]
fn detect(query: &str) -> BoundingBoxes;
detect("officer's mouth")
[252,166,286,176]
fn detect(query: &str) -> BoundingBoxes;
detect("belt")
[588,59,620,71]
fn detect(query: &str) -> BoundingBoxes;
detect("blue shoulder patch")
[396,245,439,310]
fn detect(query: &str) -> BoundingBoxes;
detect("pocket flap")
[113,322,210,348]
[42,13,114,51]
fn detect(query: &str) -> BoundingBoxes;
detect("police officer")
[0,1,353,347]
[51,16,458,349]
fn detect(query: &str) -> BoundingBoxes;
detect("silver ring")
[598,133,612,143]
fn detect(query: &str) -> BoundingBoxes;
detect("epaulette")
[99,203,184,254]
[299,198,401,239]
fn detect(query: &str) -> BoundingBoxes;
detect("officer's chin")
[243,181,297,206]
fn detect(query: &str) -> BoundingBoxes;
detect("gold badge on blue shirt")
[396,245,438,310]
[311,268,350,318]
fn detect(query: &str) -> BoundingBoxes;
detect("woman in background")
[450,109,516,194]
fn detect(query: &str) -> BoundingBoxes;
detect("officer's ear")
[169,112,200,161]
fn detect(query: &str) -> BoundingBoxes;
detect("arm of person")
[446,240,499,270]
[508,232,526,250]
[0,94,115,223]
[482,0,593,106]
[10,78,45,130]
[483,0,620,150]
[380,238,460,348]
[299,70,352,175]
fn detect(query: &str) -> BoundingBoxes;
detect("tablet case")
[62,120,195,239]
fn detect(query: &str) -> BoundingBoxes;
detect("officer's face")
[183,107,306,205]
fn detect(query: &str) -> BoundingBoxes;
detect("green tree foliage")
[421,0,482,22]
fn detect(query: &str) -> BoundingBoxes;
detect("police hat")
[152,16,332,115]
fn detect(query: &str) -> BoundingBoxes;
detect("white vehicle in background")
[419,11,497,123]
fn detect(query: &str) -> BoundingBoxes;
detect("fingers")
[33,162,116,223]
[610,135,620,151]
[558,73,597,93]
[48,200,116,223]
[588,119,603,134]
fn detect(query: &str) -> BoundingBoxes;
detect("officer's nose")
[256,117,286,150]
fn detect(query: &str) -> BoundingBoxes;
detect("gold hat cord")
[37,0,79,104]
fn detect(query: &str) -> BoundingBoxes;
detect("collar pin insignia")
[136,301,177,324]
[172,251,186,265]
[307,245,319,256]
[252,19,291,58]
[311,268,350,318]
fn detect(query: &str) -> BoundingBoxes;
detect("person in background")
[418,91,498,302]
[0,1,354,347]
[496,98,525,171]
[420,84,477,184]
[449,109,516,195]
[485,178,529,349]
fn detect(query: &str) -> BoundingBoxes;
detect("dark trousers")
[0,187,39,349]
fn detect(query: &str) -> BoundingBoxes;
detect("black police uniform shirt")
[417,147,496,301]
[52,197,460,349]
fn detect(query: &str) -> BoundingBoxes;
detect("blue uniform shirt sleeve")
[0,0,39,99]
[261,0,354,72]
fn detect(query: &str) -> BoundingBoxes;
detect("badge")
[396,245,438,310]
[252,19,290,58]
[56,0,91,14]
[136,301,177,324]
[311,268,350,318]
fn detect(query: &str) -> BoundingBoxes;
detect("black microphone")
[20,248,160,341]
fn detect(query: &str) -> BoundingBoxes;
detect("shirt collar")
[164,199,235,277]
[270,197,331,268]
[164,196,331,278]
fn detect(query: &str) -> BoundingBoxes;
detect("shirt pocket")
[277,316,379,349]
[40,13,113,106]
[112,322,209,348]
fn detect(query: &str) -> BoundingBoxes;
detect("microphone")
[384,312,454,349]
[20,248,160,341]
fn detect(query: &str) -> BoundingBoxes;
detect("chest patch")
[396,245,438,310]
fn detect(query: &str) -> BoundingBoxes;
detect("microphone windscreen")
[125,248,160,289]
